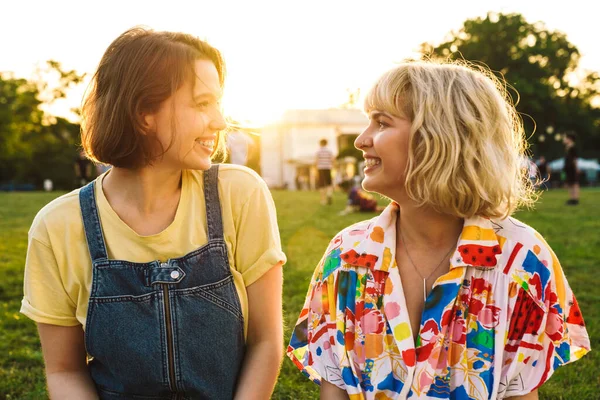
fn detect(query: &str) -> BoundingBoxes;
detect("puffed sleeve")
[500,242,590,398]
[233,179,286,286]
[286,237,348,389]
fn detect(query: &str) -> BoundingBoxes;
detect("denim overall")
[79,165,245,399]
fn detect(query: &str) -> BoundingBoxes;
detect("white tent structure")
[547,158,600,184]
[260,109,368,189]
[548,158,600,171]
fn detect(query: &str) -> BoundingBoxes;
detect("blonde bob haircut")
[365,60,535,219]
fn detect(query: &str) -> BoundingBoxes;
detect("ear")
[140,113,156,135]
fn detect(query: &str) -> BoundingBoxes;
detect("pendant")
[423,279,427,303]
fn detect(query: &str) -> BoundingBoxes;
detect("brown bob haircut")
[81,27,226,168]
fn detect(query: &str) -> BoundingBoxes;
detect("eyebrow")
[193,92,222,102]
[369,111,392,120]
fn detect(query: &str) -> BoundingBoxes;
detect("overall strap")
[79,182,109,262]
[203,165,224,241]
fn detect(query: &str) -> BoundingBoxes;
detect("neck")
[396,202,464,250]
[103,165,183,215]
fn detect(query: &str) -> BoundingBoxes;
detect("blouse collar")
[342,202,503,272]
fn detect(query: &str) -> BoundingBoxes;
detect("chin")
[361,176,379,193]
[362,176,395,199]
[185,158,212,171]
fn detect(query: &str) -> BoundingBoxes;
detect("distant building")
[260,109,368,189]
[226,130,255,166]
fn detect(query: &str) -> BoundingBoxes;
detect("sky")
[2,0,598,125]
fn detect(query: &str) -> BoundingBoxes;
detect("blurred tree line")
[2,12,599,191]
[421,12,600,160]
[0,61,84,190]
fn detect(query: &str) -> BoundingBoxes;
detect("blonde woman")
[287,61,590,399]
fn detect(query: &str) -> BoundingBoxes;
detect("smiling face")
[357,62,536,219]
[147,59,226,171]
[355,109,412,201]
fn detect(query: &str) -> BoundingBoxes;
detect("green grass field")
[0,189,598,399]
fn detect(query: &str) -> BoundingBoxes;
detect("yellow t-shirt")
[20,165,286,337]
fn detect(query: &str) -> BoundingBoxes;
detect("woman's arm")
[37,323,98,399]
[507,390,538,400]
[234,263,284,400]
[320,380,349,400]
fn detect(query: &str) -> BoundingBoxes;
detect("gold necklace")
[399,229,456,303]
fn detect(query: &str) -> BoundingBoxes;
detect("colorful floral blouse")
[287,203,590,399]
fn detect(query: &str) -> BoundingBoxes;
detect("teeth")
[197,139,215,148]
[365,158,381,168]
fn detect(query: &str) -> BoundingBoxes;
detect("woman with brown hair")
[21,27,286,399]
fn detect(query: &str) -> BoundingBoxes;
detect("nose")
[209,107,227,131]
[355,127,372,150]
